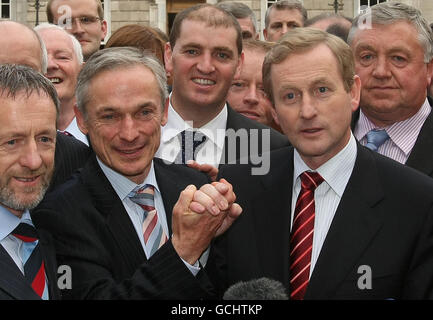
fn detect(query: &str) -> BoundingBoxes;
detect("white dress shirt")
[60,116,89,146]
[292,133,357,277]
[0,207,34,274]
[155,97,227,167]
[354,98,431,164]
[97,158,202,275]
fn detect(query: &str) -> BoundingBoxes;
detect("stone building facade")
[4,0,433,41]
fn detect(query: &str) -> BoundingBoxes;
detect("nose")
[19,140,43,171]
[281,24,289,35]
[372,56,391,79]
[70,18,85,35]
[197,52,215,74]
[46,54,58,72]
[243,85,259,105]
[119,115,139,142]
[299,93,317,120]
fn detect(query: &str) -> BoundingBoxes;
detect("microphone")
[223,277,289,300]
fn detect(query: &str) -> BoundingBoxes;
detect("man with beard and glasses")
[0,64,60,300]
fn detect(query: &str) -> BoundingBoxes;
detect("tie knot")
[300,171,324,191]
[12,223,38,242]
[365,129,389,152]
[128,184,155,212]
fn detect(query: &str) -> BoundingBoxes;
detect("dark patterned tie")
[12,222,48,299]
[289,171,324,300]
[175,130,207,164]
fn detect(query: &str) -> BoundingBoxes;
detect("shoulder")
[154,157,210,185]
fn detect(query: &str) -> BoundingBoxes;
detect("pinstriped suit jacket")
[33,155,216,300]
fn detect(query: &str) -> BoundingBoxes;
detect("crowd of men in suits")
[1,0,433,300]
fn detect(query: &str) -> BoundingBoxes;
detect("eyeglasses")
[58,16,102,28]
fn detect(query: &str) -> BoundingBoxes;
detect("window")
[360,0,387,7]
[355,0,388,15]
[0,0,10,19]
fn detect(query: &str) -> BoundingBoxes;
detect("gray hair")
[76,46,168,116]
[34,23,84,64]
[348,2,433,63]
[217,2,258,34]
[0,64,59,116]
[265,0,308,28]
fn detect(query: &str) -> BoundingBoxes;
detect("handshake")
[171,175,242,266]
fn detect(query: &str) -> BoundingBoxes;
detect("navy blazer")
[215,144,433,299]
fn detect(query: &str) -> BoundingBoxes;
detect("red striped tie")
[289,171,324,300]
[129,185,168,258]
[12,223,47,299]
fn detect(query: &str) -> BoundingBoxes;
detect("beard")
[0,168,53,212]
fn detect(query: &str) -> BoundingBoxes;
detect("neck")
[170,93,225,128]
[57,99,77,131]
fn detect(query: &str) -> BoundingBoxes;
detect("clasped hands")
[171,174,242,265]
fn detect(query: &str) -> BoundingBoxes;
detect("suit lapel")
[305,145,385,299]
[251,148,293,283]
[0,245,40,300]
[83,156,146,271]
[37,230,60,300]
[153,159,186,233]
[405,110,433,177]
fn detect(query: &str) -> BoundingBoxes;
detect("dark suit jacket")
[50,132,91,192]
[33,155,216,300]
[351,107,433,178]
[215,144,433,299]
[220,105,289,166]
[0,229,60,300]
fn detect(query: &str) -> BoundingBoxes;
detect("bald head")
[0,21,47,73]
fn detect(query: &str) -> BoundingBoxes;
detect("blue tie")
[365,129,389,152]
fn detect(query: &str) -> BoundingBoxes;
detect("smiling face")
[50,0,107,60]
[227,47,274,126]
[39,28,82,104]
[165,19,243,124]
[351,21,432,127]
[271,44,360,169]
[0,91,56,216]
[76,64,167,184]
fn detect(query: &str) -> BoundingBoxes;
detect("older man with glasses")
[47,0,107,61]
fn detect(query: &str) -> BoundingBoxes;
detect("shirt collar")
[161,94,227,148]
[0,206,32,242]
[97,157,159,201]
[355,98,431,156]
[293,133,357,197]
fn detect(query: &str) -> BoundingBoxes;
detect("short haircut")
[34,23,84,64]
[348,2,433,63]
[216,2,258,34]
[265,0,308,28]
[326,23,350,43]
[305,12,352,27]
[0,21,48,74]
[105,24,166,65]
[169,4,243,55]
[47,0,104,23]
[0,64,59,116]
[76,47,168,117]
[242,39,275,54]
[263,27,355,106]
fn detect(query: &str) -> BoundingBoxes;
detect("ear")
[74,104,88,135]
[426,60,433,87]
[100,20,108,41]
[161,97,169,126]
[270,106,280,127]
[263,28,268,41]
[234,51,244,80]
[350,75,362,113]
[164,42,173,74]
